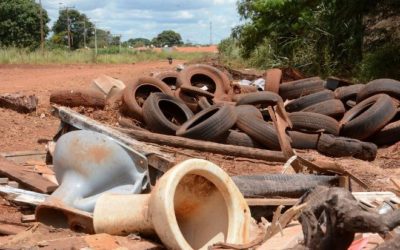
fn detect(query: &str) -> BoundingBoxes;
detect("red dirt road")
[0,61,183,151]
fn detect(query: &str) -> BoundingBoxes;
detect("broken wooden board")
[0,223,28,235]
[0,93,38,113]
[0,150,47,165]
[0,156,57,193]
[0,185,48,205]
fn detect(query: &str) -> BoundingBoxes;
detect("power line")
[59,4,75,50]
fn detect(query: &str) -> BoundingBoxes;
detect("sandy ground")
[0,61,399,248]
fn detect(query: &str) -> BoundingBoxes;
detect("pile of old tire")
[282,77,400,161]
[120,64,400,161]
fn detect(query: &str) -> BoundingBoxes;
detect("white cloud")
[41,0,240,44]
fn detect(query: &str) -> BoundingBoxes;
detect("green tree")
[232,0,379,76]
[52,9,94,49]
[152,30,183,47]
[125,38,151,47]
[0,0,50,48]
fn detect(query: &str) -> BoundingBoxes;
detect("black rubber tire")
[235,91,283,107]
[340,94,397,140]
[232,174,339,198]
[317,133,377,161]
[123,77,173,120]
[222,130,260,148]
[357,78,400,102]
[368,120,400,146]
[177,64,230,99]
[180,85,215,99]
[142,93,193,135]
[235,105,263,119]
[285,90,334,112]
[176,104,237,140]
[334,84,364,102]
[279,77,325,100]
[302,99,346,118]
[174,88,199,112]
[197,96,213,110]
[287,131,319,149]
[153,70,179,90]
[236,115,281,150]
[289,112,340,135]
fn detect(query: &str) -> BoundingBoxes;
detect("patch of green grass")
[0,47,210,64]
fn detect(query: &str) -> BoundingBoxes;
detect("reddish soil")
[0,61,399,248]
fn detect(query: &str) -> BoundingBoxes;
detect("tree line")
[0,0,184,50]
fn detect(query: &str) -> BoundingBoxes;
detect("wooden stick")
[115,127,287,163]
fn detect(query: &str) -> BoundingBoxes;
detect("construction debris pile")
[50,64,400,162]
[1,63,400,249]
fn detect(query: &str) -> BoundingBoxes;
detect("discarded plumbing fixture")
[93,159,252,250]
[36,130,148,231]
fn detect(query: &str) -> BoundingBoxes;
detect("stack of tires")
[121,63,400,162]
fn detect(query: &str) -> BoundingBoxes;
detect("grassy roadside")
[0,47,211,64]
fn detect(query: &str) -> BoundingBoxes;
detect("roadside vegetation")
[219,0,400,82]
[0,47,210,64]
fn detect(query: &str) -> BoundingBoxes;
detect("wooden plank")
[0,223,28,235]
[116,127,287,163]
[0,150,47,165]
[0,185,48,205]
[246,198,298,206]
[21,214,36,223]
[0,156,57,193]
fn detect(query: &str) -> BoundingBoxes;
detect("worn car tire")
[176,104,237,140]
[142,93,193,135]
[285,90,335,112]
[153,71,179,90]
[287,131,319,149]
[302,99,346,118]
[264,68,282,93]
[197,96,213,110]
[235,91,283,107]
[368,120,400,146]
[289,112,340,135]
[357,78,400,102]
[236,115,281,150]
[180,85,215,99]
[123,77,173,120]
[317,133,377,161]
[235,105,263,119]
[177,64,230,99]
[222,130,261,148]
[174,88,199,112]
[279,77,325,100]
[340,94,397,140]
[334,84,364,102]
[50,89,105,108]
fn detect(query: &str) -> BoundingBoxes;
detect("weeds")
[0,47,210,64]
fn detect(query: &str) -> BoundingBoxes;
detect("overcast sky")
[41,0,240,44]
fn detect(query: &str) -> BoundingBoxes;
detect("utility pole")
[39,0,44,54]
[210,21,213,45]
[66,7,71,50]
[83,21,86,48]
[59,4,74,50]
[94,24,98,56]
